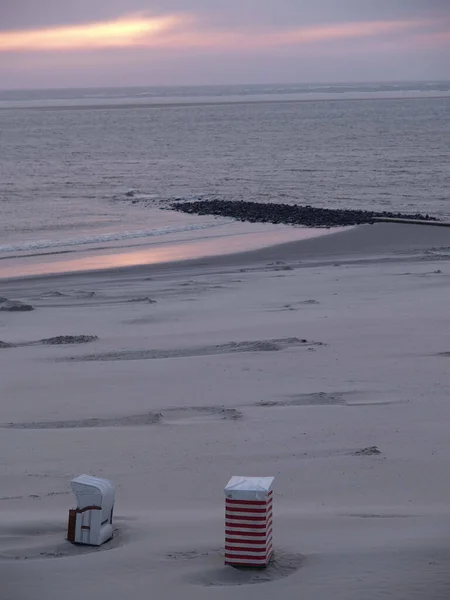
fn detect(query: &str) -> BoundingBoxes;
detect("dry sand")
[1,223,450,599]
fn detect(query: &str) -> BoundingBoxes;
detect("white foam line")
[0,222,228,254]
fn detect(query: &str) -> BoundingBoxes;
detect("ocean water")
[1,82,449,271]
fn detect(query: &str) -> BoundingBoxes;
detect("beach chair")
[67,474,115,546]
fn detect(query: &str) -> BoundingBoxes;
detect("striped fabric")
[225,490,273,567]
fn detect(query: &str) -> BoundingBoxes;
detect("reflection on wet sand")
[0,226,338,278]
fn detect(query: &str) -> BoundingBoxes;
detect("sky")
[0,0,449,89]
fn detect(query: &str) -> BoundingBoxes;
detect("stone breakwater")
[169,200,437,228]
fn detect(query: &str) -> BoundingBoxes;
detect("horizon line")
[1,78,450,93]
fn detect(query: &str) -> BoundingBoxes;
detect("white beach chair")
[67,474,115,546]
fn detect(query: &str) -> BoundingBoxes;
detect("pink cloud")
[0,13,184,52]
[0,13,440,54]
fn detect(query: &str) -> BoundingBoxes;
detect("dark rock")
[168,200,438,229]
[0,299,34,312]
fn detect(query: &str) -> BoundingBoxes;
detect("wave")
[0,222,227,254]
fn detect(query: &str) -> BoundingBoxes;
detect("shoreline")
[0,224,341,281]
[2,222,450,285]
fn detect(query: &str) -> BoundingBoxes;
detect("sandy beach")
[1,222,450,599]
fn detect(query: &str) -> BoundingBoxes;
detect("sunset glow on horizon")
[0,1,448,87]
[150,19,431,51]
[0,14,184,52]
[0,13,442,54]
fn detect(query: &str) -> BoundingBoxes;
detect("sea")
[1,81,449,277]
